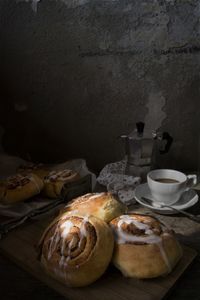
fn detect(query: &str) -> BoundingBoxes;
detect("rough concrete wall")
[0,0,199,172]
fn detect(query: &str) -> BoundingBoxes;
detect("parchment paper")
[0,154,96,237]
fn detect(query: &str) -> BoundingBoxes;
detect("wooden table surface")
[0,252,199,300]
[1,192,200,300]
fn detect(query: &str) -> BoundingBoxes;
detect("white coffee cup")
[147,169,197,205]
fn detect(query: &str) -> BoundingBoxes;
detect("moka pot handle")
[159,132,173,154]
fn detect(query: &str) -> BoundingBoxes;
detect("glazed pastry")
[38,213,114,287]
[61,192,127,223]
[0,173,44,204]
[17,162,50,179]
[43,169,80,198]
[110,214,182,278]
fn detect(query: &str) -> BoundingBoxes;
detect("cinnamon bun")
[0,173,44,204]
[43,169,80,198]
[17,162,50,179]
[61,192,127,223]
[38,213,114,287]
[110,214,182,278]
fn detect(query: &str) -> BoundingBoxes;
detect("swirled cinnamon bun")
[17,162,50,179]
[110,214,182,278]
[38,213,114,287]
[0,173,44,204]
[61,192,127,223]
[43,169,80,198]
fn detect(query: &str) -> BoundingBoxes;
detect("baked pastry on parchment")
[17,162,50,179]
[61,192,127,223]
[43,169,80,198]
[110,214,182,278]
[38,213,114,287]
[0,173,44,205]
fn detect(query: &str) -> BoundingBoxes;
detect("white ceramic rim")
[147,169,187,185]
[134,183,199,213]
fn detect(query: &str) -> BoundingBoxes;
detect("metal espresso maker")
[121,122,173,181]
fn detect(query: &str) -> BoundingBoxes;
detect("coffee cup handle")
[186,174,197,189]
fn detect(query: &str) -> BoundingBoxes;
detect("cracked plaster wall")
[0,0,199,172]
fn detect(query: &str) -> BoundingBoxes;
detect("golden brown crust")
[17,163,50,179]
[0,173,44,204]
[61,192,127,223]
[110,214,182,278]
[43,169,80,198]
[38,213,114,287]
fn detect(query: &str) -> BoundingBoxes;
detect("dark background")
[0,0,199,173]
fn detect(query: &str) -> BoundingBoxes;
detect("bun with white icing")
[17,162,50,180]
[38,212,114,287]
[0,173,44,204]
[61,192,127,223]
[110,214,182,278]
[43,169,80,198]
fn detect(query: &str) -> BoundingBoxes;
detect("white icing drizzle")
[115,215,159,244]
[47,216,89,270]
[59,255,66,268]
[61,220,74,239]
[113,215,171,272]
[78,216,89,248]
[59,220,74,261]
[48,230,60,260]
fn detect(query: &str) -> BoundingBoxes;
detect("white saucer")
[134,183,199,214]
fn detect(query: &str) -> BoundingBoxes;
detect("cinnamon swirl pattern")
[110,214,182,278]
[43,169,80,198]
[38,213,114,287]
[61,192,127,223]
[17,162,50,179]
[0,174,44,204]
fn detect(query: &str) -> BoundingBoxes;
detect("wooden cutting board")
[0,212,197,300]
